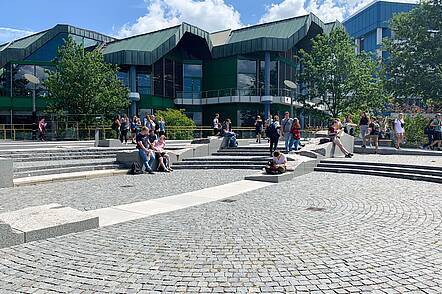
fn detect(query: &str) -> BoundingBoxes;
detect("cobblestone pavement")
[0,172,441,293]
[0,170,252,212]
[335,154,442,166]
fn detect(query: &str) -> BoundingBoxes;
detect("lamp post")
[24,73,40,140]
[283,80,297,118]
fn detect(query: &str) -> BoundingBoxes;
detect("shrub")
[155,109,196,140]
[404,114,429,147]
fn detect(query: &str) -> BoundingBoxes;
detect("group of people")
[112,113,165,145]
[136,127,172,174]
[212,114,238,148]
[262,112,302,155]
[423,113,442,150]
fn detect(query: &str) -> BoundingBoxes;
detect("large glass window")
[259,61,278,95]
[136,66,151,95]
[35,65,54,97]
[117,65,129,88]
[153,59,164,96]
[183,64,202,99]
[165,59,174,98]
[0,66,9,97]
[237,59,257,96]
[12,64,34,97]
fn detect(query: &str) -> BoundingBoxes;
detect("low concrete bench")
[97,139,126,147]
[0,203,98,248]
[0,158,13,188]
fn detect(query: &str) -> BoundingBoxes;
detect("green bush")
[155,109,196,140]
[404,114,429,147]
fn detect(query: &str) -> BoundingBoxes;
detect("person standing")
[367,117,381,153]
[281,112,294,152]
[158,116,166,136]
[290,118,302,151]
[119,114,130,144]
[213,113,220,135]
[429,114,442,150]
[393,113,405,149]
[112,115,121,139]
[255,115,263,143]
[343,114,357,136]
[268,115,281,155]
[328,119,353,158]
[359,112,369,148]
[38,118,47,141]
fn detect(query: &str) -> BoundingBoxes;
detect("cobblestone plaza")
[0,170,441,293]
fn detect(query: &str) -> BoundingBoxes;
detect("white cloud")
[0,27,34,45]
[117,0,242,38]
[260,0,419,24]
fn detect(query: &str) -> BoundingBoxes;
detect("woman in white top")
[394,113,405,149]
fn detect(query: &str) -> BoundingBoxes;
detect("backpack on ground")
[130,162,144,175]
[228,135,238,148]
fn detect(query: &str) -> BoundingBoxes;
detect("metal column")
[264,52,271,120]
[129,65,137,117]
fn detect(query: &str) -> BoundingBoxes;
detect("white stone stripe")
[91,180,273,227]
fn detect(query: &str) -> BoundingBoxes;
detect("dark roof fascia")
[212,13,325,58]
[0,24,115,68]
[104,23,213,66]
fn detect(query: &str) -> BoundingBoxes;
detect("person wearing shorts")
[430,114,442,150]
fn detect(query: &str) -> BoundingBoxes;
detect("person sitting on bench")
[265,151,287,174]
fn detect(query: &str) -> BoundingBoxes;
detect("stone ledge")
[98,139,125,147]
[0,158,13,188]
[0,203,98,247]
[0,221,24,249]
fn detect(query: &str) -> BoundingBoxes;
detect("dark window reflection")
[259,61,278,95]
[237,59,257,96]
[153,59,163,96]
[137,66,151,95]
[183,64,202,99]
[117,65,129,88]
[165,59,174,98]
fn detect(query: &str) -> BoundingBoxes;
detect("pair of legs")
[265,164,286,174]
[284,133,293,152]
[430,132,441,149]
[332,136,352,157]
[360,125,368,147]
[269,137,279,154]
[120,129,128,143]
[291,139,301,151]
[138,149,155,172]
[256,131,262,143]
[366,135,379,152]
[156,152,172,172]
[395,133,404,149]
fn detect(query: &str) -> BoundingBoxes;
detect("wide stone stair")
[314,160,442,183]
[173,145,283,170]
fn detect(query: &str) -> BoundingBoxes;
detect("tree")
[45,37,129,123]
[299,28,385,117]
[386,0,442,103]
[155,109,196,140]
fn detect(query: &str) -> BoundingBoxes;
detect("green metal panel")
[138,95,175,110]
[7,31,47,49]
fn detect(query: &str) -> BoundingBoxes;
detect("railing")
[176,88,292,99]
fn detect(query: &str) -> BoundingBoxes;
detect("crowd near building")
[0,0,416,127]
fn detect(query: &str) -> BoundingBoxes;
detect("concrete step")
[14,160,117,172]
[173,164,263,170]
[174,161,266,166]
[12,154,116,162]
[213,152,273,157]
[317,162,442,177]
[314,167,442,184]
[354,146,442,156]
[14,164,124,178]
[4,151,120,158]
[183,157,269,162]
[321,160,442,172]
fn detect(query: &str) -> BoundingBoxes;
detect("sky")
[0,0,419,44]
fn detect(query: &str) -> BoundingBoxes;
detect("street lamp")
[24,73,40,140]
[283,79,297,118]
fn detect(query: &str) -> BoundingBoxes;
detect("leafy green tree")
[45,37,129,123]
[385,0,442,103]
[299,28,385,117]
[155,109,196,140]
[404,114,430,147]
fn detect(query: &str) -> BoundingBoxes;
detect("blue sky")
[0,0,418,43]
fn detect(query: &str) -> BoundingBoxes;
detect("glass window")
[165,59,174,98]
[35,65,54,97]
[0,66,9,97]
[238,60,256,74]
[183,63,202,99]
[137,73,151,95]
[153,59,164,96]
[12,64,34,97]
[258,60,278,95]
[237,73,257,96]
[183,64,202,78]
[117,71,129,88]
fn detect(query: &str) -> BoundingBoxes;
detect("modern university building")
[0,14,340,127]
[0,0,416,127]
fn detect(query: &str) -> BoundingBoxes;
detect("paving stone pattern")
[0,170,252,212]
[0,172,441,293]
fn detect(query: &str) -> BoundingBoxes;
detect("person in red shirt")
[290,118,302,151]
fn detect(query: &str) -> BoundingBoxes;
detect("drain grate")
[306,207,325,212]
[220,199,237,203]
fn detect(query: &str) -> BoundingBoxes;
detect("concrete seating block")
[0,203,99,243]
[0,158,13,188]
[98,139,125,147]
[245,172,296,183]
[0,221,24,249]
[167,148,193,164]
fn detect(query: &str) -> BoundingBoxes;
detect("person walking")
[393,113,405,149]
[213,113,220,135]
[359,112,369,148]
[255,115,263,143]
[429,114,442,150]
[119,114,130,144]
[290,118,302,151]
[268,115,281,155]
[281,111,294,152]
[112,115,121,139]
[367,116,381,153]
[328,119,353,158]
[38,118,47,141]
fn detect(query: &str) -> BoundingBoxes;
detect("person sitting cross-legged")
[153,135,173,172]
[265,151,287,175]
[136,126,155,174]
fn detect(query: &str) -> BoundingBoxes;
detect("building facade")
[343,0,416,59]
[0,14,341,127]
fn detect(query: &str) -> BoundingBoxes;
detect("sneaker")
[345,154,352,158]
[168,167,174,171]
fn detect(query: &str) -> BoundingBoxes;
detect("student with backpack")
[366,117,381,153]
[268,115,281,155]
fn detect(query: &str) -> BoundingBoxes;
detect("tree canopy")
[386,0,442,103]
[299,28,385,118]
[45,37,129,123]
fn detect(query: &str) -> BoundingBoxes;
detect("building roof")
[343,0,417,23]
[209,29,232,47]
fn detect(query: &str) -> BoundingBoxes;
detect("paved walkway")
[0,172,441,293]
[331,153,442,167]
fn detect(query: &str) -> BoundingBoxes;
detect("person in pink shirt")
[153,135,173,172]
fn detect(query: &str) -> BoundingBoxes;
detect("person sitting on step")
[265,151,287,175]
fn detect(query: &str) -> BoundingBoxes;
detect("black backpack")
[130,162,143,175]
